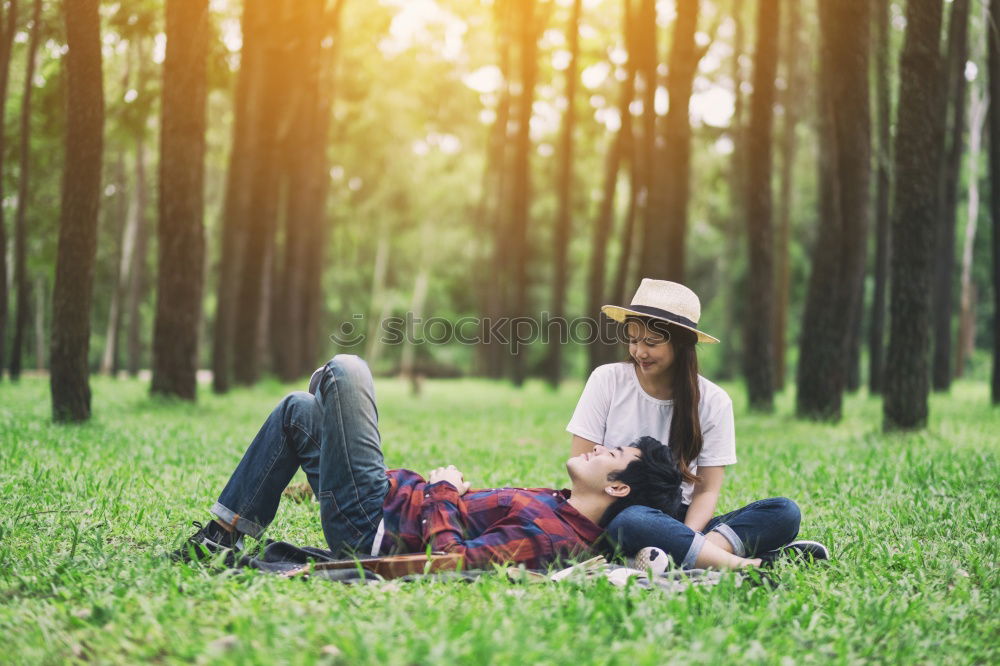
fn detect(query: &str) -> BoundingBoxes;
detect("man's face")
[566,445,641,496]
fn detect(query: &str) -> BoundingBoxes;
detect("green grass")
[1,373,997,664]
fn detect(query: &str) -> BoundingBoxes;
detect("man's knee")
[325,354,374,388]
[282,391,318,423]
[284,390,315,409]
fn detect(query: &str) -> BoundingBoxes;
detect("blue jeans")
[604,498,801,568]
[211,355,389,555]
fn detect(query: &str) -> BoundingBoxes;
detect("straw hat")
[601,279,719,344]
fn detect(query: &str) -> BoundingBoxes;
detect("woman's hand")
[427,465,471,495]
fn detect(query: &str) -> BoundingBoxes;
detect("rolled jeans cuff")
[681,531,706,569]
[710,522,745,557]
[211,502,265,539]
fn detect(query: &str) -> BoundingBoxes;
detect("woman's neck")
[633,363,674,400]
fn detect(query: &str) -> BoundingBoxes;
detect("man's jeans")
[604,498,802,568]
[211,355,389,555]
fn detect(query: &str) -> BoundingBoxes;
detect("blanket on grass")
[229,540,767,592]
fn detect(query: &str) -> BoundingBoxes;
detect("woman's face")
[626,320,675,379]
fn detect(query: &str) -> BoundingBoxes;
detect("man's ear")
[604,482,631,498]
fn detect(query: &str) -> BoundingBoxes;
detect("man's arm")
[684,465,725,532]
[420,481,555,569]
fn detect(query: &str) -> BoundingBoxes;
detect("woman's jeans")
[605,498,802,568]
[210,354,389,555]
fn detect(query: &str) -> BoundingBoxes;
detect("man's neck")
[566,491,613,526]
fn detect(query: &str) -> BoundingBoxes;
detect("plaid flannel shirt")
[377,469,604,569]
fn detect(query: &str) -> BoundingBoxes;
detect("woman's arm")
[566,366,611,455]
[684,465,725,532]
[570,435,599,458]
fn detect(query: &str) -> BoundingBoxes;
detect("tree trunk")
[956,20,987,378]
[258,233,275,374]
[100,153,131,376]
[590,0,636,374]
[743,0,780,412]
[990,0,1000,404]
[642,0,700,282]
[796,0,871,421]
[845,287,864,392]
[660,0,701,283]
[508,0,542,387]
[884,0,946,430]
[298,0,346,375]
[931,0,971,391]
[364,222,393,365]
[400,221,433,393]
[869,0,892,394]
[10,0,41,381]
[634,0,657,284]
[34,274,45,370]
[481,0,513,380]
[297,0,345,378]
[273,0,326,382]
[216,6,254,383]
[0,0,19,381]
[773,0,801,391]
[718,0,746,381]
[126,131,149,377]
[841,2,876,397]
[639,0,667,282]
[151,0,209,400]
[545,0,581,388]
[232,0,288,386]
[400,266,430,395]
[607,149,638,306]
[50,0,104,422]
[591,135,628,372]
[270,173,294,380]
[212,1,264,392]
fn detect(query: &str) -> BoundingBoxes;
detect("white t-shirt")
[565,362,737,506]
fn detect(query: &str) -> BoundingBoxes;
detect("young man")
[176,355,682,569]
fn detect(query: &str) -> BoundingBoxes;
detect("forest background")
[2,2,999,662]
[0,0,997,432]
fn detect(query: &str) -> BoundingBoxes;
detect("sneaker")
[758,540,830,567]
[171,520,244,563]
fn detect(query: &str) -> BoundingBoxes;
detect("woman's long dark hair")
[623,316,702,484]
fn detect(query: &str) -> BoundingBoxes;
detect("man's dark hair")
[598,436,683,527]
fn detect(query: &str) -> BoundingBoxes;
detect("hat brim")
[600,305,720,344]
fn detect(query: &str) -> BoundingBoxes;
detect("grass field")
[1,371,997,664]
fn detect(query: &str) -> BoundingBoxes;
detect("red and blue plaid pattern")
[378,469,604,569]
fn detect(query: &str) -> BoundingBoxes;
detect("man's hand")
[427,465,471,495]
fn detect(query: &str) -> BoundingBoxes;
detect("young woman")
[566,279,829,569]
